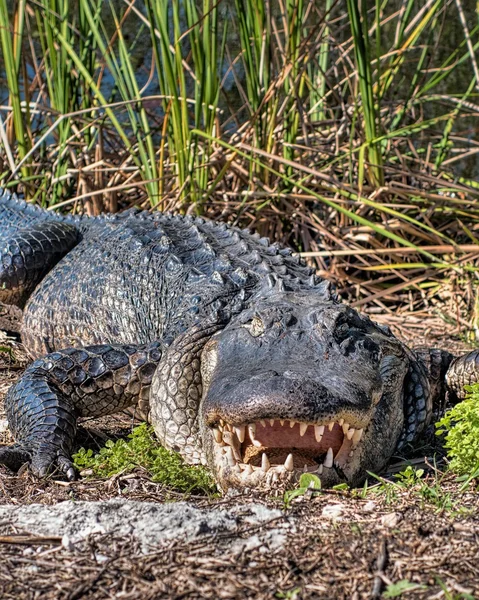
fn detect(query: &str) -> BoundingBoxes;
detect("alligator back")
[0,191,313,357]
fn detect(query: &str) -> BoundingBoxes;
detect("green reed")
[0,0,477,257]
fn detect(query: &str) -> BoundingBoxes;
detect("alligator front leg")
[0,221,80,307]
[398,348,454,448]
[0,342,162,479]
[445,349,479,401]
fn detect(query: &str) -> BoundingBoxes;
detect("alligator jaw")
[210,417,367,488]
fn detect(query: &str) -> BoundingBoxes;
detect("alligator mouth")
[211,418,365,484]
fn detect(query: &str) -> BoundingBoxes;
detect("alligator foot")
[31,444,76,480]
[1,342,163,479]
[446,349,479,401]
[0,443,76,480]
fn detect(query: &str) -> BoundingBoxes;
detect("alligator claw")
[0,444,76,480]
[30,448,77,481]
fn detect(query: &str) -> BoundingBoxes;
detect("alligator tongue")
[248,421,343,451]
[242,421,344,467]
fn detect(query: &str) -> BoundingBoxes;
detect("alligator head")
[150,280,410,491]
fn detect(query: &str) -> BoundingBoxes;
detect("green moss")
[436,385,479,477]
[73,423,217,495]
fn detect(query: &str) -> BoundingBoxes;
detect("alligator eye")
[249,316,265,337]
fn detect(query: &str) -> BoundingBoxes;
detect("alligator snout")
[203,370,376,427]
[201,366,381,489]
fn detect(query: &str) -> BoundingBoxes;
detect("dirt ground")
[0,305,478,600]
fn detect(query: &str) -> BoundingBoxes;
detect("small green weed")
[383,580,427,597]
[275,588,301,600]
[368,466,456,512]
[436,385,479,478]
[0,345,13,359]
[283,473,321,508]
[435,577,475,600]
[73,423,217,495]
[394,465,425,486]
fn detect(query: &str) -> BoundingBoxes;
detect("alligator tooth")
[342,422,350,434]
[290,420,296,428]
[315,425,325,443]
[349,451,354,457]
[222,431,236,446]
[284,454,294,472]
[261,453,270,472]
[280,420,285,426]
[243,464,254,476]
[272,472,279,483]
[234,426,245,443]
[269,419,275,426]
[260,420,266,427]
[317,464,324,474]
[303,464,309,473]
[213,428,222,443]
[248,423,262,447]
[352,428,363,444]
[347,428,355,440]
[338,418,344,427]
[220,419,224,427]
[225,447,236,466]
[324,447,334,468]
[299,423,308,437]
[328,421,335,431]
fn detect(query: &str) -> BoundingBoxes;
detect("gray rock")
[0,499,289,554]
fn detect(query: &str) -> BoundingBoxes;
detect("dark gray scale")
[22,218,179,354]
[446,349,479,401]
[21,212,249,356]
[0,192,82,308]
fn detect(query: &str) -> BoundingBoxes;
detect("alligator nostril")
[339,337,355,356]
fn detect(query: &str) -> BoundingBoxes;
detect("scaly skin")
[0,189,474,490]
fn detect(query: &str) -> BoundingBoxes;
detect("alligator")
[0,188,476,490]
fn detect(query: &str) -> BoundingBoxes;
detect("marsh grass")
[1,0,479,314]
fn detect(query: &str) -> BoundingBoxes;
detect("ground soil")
[0,305,478,600]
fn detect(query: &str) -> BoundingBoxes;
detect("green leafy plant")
[436,385,479,477]
[283,472,321,508]
[394,465,425,486]
[73,423,217,495]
